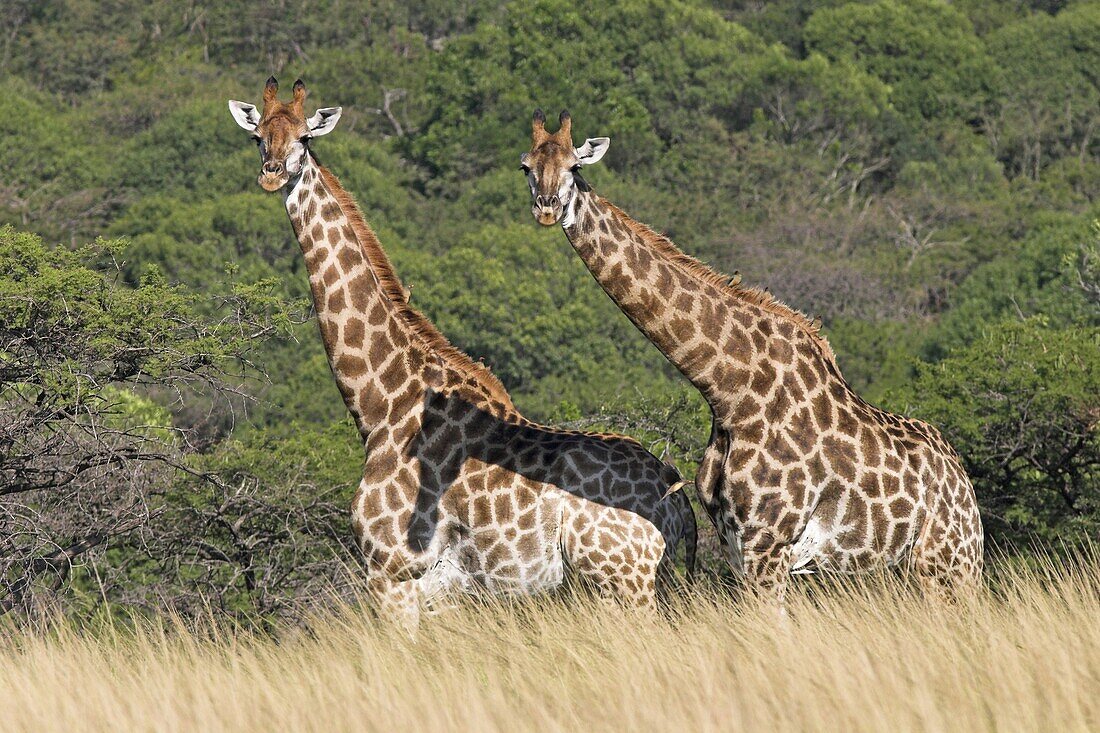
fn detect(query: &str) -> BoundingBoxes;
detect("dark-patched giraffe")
[227,80,696,630]
[519,110,983,609]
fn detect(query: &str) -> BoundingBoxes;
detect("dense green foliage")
[0,226,302,614]
[1,0,1098,615]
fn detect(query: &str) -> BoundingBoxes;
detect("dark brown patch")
[389,383,420,420]
[368,331,393,370]
[494,494,515,523]
[683,341,718,371]
[344,317,366,348]
[724,335,754,365]
[839,497,869,544]
[669,316,696,342]
[764,386,791,422]
[787,409,817,453]
[336,354,368,378]
[764,430,799,465]
[741,419,765,444]
[859,472,882,498]
[379,356,408,391]
[812,392,833,430]
[302,199,318,222]
[822,436,857,482]
[869,503,889,549]
[796,358,818,390]
[348,273,375,311]
[888,496,913,518]
[322,265,340,287]
[337,246,363,272]
[357,382,388,425]
[836,407,858,437]
[368,300,388,326]
[750,361,777,396]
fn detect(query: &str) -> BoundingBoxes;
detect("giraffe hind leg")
[563,521,662,613]
[910,516,983,600]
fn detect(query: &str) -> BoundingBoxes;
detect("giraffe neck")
[561,190,759,404]
[284,154,429,439]
[562,189,840,417]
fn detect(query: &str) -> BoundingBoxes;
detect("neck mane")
[311,159,515,411]
[581,193,838,369]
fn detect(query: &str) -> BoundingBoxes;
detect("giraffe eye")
[252,136,262,146]
[519,164,531,174]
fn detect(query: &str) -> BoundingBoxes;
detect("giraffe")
[227,80,695,629]
[518,109,983,608]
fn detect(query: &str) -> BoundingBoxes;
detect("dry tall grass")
[2,557,1098,732]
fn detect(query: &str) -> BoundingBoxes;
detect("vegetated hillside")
[0,0,1097,617]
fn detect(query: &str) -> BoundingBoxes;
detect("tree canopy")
[2,0,1098,617]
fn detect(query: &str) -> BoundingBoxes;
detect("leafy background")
[1,0,1097,618]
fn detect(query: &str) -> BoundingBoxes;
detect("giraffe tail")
[661,479,689,500]
[662,478,698,581]
[680,488,698,581]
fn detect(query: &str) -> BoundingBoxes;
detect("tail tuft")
[674,487,698,581]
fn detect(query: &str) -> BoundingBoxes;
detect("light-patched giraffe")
[519,110,983,608]
[227,80,695,629]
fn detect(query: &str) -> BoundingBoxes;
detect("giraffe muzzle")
[532,194,562,226]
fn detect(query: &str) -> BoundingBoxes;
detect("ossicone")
[263,76,279,107]
[555,109,572,143]
[292,78,307,111]
[532,108,548,143]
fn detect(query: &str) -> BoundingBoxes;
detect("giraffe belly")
[417,546,474,608]
[789,517,839,574]
[790,515,919,574]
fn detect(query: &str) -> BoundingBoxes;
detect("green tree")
[0,226,291,614]
[984,4,1100,180]
[892,319,1100,546]
[804,0,997,121]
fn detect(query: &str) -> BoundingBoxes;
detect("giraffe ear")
[228,100,260,132]
[574,137,610,166]
[307,106,342,137]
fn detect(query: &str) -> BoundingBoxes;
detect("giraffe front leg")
[366,575,421,635]
[740,527,793,616]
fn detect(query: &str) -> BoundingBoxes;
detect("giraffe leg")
[599,561,660,612]
[572,552,660,612]
[740,527,793,614]
[366,575,421,634]
[911,512,982,600]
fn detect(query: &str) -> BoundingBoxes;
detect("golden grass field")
[1,557,1097,732]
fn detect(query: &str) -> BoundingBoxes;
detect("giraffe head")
[228,77,342,192]
[520,110,610,226]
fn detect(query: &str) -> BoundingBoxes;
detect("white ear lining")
[574,137,610,165]
[307,106,343,137]
[228,100,260,132]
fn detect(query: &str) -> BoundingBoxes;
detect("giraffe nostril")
[263,161,283,175]
[550,195,560,206]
